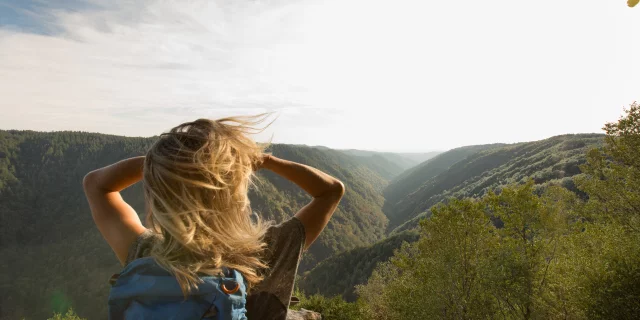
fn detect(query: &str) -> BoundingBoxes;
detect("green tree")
[568,102,640,319]
[485,183,579,319]
[358,198,499,319]
[552,223,640,319]
[359,183,585,320]
[291,290,370,320]
[577,102,640,231]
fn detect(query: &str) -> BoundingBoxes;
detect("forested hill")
[384,134,604,232]
[12,105,636,320]
[0,130,608,319]
[383,144,505,210]
[0,130,391,319]
[300,134,604,301]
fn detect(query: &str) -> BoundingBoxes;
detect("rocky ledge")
[286,308,322,320]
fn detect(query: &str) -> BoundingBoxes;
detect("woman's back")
[83,115,345,319]
[125,217,306,319]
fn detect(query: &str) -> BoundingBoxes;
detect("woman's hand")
[252,153,271,172]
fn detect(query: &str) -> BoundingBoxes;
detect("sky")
[0,0,638,152]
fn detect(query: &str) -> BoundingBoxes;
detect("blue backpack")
[108,257,248,320]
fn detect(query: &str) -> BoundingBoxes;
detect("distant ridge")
[385,133,604,232]
[306,146,441,181]
[339,149,440,178]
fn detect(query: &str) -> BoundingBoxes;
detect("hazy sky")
[0,0,638,152]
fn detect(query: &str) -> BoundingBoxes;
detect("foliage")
[569,102,640,318]
[4,103,639,319]
[356,103,640,319]
[484,184,580,319]
[576,102,640,231]
[358,183,582,319]
[47,309,86,320]
[359,196,500,319]
[301,135,602,302]
[302,135,604,304]
[298,230,419,301]
[291,290,370,320]
[550,223,640,319]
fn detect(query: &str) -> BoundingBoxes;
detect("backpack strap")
[108,273,119,286]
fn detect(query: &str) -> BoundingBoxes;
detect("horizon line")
[0,127,605,154]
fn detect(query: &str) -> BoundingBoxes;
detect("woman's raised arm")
[258,155,345,250]
[83,156,147,265]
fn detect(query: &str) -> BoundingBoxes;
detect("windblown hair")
[142,115,272,295]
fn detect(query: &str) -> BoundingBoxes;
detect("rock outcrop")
[286,308,322,320]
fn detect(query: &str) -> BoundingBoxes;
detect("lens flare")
[50,290,72,314]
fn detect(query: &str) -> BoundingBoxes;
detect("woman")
[83,116,345,319]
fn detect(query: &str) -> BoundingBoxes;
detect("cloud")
[0,0,324,135]
[0,0,638,151]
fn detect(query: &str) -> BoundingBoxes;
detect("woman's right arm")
[259,155,345,250]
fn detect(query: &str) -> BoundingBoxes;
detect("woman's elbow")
[331,180,346,198]
[82,171,99,192]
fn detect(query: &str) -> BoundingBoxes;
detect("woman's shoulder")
[263,217,306,251]
[248,217,307,315]
[124,217,305,267]
[265,216,305,239]
[260,216,306,271]
[125,229,162,266]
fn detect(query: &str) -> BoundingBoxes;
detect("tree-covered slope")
[383,144,504,214]
[0,130,608,319]
[298,134,605,302]
[298,230,419,302]
[0,130,389,320]
[386,134,603,232]
[356,104,640,320]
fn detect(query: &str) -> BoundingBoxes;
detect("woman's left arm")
[83,156,147,265]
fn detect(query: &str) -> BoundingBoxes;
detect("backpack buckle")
[221,281,240,294]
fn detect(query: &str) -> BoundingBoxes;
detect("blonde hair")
[143,115,272,295]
